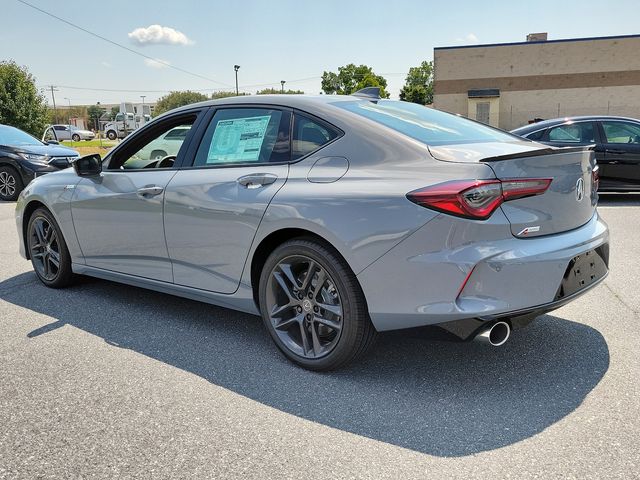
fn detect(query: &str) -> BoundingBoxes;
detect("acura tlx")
[15,89,609,370]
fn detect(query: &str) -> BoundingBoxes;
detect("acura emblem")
[575,178,584,202]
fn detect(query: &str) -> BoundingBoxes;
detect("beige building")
[433,33,640,130]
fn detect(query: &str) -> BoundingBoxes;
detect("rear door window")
[547,122,596,143]
[193,108,291,166]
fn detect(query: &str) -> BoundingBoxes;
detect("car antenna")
[352,87,381,102]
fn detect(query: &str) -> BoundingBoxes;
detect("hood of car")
[9,144,79,157]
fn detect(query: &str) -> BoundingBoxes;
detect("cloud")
[144,58,170,69]
[455,33,480,44]
[128,24,193,46]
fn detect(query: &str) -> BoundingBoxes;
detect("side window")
[53,125,64,131]
[193,108,290,166]
[525,129,545,141]
[107,115,197,170]
[602,121,640,144]
[548,122,595,143]
[292,113,340,160]
[115,113,124,122]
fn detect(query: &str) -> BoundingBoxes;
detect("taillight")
[407,178,552,220]
[592,165,600,192]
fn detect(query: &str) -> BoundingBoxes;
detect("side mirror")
[73,154,102,177]
[46,140,59,145]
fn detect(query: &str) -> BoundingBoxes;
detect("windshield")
[335,100,517,146]
[0,125,43,147]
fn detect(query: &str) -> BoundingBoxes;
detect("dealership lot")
[0,197,638,479]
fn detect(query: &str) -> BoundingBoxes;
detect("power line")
[15,0,234,88]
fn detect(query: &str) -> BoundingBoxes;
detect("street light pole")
[64,98,72,146]
[234,65,240,95]
[281,80,285,93]
[140,95,146,126]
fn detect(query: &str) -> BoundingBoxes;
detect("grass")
[60,139,118,148]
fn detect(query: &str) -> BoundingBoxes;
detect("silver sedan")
[14,91,609,370]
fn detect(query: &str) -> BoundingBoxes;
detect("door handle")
[237,173,278,189]
[606,148,626,154]
[137,185,164,197]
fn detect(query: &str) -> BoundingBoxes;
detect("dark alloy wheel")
[259,238,377,370]
[0,166,22,201]
[27,208,74,288]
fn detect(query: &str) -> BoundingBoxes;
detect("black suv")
[0,124,79,201]
[511,116,640,192]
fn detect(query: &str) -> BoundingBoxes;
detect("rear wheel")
[0,166,23,201]
[259,238,376,371]
[27,208,74,288]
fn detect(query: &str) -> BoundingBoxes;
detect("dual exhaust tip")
[474,321,511,347]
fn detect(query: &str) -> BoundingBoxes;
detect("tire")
[27,208,74,288]
[72,134,81,142]
[0,165,23,201]
[150,150,167,161]
[106,130,117,140]
[259,237,377,371]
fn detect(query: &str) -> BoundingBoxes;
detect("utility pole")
[140,95,146,127]
[64,98,72,146]
[281,80,285,93]
[49,85,59,123]
[234,65,240,95]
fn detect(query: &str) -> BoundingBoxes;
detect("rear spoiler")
[480,145,596,163]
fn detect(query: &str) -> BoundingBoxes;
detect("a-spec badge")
[517,226,541,236]
[576,177,584,202]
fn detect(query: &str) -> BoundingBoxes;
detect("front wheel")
[72,134,81,142]
[27,208,74,288]
[0,166,23,201]
[259,238,377,371]
[106,130,117,140]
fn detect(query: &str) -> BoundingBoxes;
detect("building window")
[476,102,491,124]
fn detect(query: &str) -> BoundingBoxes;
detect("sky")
[3,0,640,106]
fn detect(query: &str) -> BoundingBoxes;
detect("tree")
[256,88,304,95]
[154,90,209,115]
[399,61,434,105]
[87,104,106,130]
[211,91,248,99]
[0,61,49,136]
[321,64,389,98]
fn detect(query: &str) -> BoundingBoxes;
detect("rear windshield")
[334,100,516,146]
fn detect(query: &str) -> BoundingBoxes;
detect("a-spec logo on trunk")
[576,178,584,202]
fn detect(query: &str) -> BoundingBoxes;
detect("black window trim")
[102,108,206,172]
[179,104,345,171]
[181,104,294,170]
[599,118,640,144]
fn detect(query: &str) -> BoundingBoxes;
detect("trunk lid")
[429,142,597,237]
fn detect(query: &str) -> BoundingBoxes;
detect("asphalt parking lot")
[0,196,639,479]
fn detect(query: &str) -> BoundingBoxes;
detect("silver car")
[43,124,96,142]
[15,92,609,370]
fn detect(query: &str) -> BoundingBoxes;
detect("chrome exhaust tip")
[474,321,511,347]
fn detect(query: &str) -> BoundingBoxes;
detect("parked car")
[511,116,640,191]
[43,124,96,142]
[0,124,79,201]
[15,92,609,370]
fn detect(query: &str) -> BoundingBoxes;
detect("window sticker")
[206,115,271,163]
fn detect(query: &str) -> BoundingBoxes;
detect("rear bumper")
[358,210,609,331]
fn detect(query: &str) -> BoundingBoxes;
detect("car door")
[70,110,204,282]
[598,120,640,189]
[163,106,292,294]
[54,125,70,141]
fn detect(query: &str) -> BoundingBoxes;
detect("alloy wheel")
[0,171,16,198]
[29,217,61,281]
[266,255,343,359]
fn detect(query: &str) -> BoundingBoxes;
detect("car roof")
[512,115,640,133]
[166,94,371,116]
